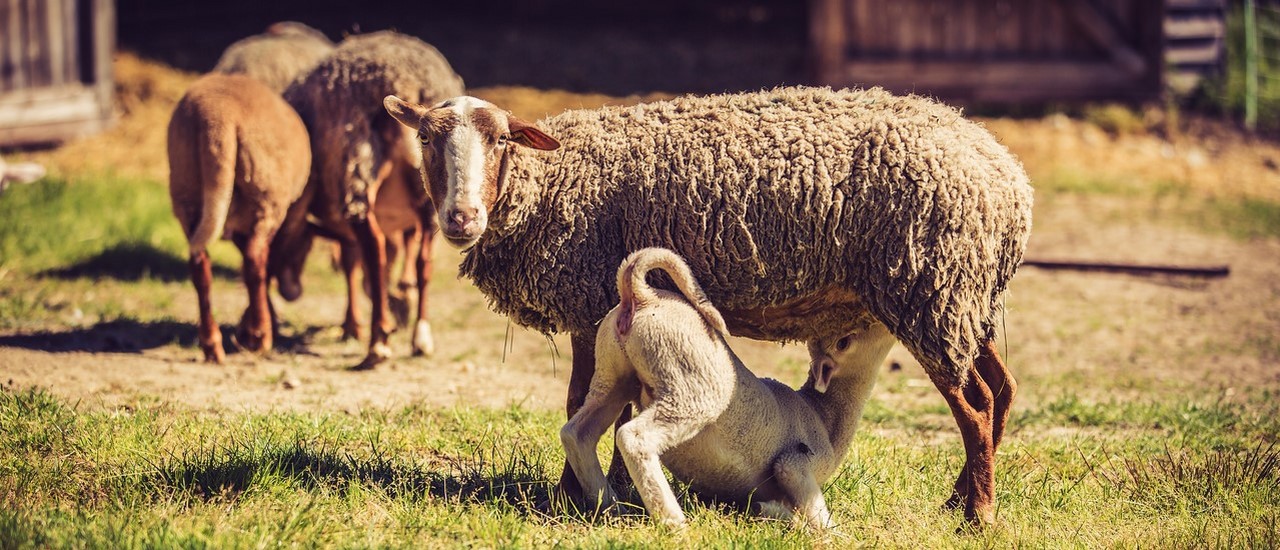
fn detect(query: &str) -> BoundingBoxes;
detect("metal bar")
[1021,259,1230,278]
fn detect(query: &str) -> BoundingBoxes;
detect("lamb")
[277,31,464,368]
[562,247,892,529]
[384,85,1033,526]
[212,21,334,94]
[167,73,311,363]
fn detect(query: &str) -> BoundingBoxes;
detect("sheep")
[212,21,334,94]
[562,247,892,529]
[167,73,311,363]
[0,157,44,193]
[277,31,464,368]
[384,85,1033,526]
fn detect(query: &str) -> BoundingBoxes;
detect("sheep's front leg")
[410,210,437,357]
[187,248,223,363]
[350,215,394,370]
[338,241,366,341]
[772,451,834,530]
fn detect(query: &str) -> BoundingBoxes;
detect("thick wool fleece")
[462,86,1032,383]
[213,27,334,94]
[284,31,464,222]
[167,74,311,250]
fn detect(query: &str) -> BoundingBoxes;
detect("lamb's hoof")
[941,491,964,511]
[411,320,434,357]
[341,323,366,342]
[201,344,225,364]
[350,343,393,371]
[954,508,996,534]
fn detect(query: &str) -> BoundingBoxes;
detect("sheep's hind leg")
[338,241,366,341]
[233,230,274,354]
[615,401,709,528]
[560,376,632,515]
[932,362,997,528]
[188,248,224,363]
[557,332,597,503]
[944,340,1016,513]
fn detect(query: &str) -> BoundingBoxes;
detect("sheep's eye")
[417,131,430,145]
[497,134,509,146]
[835,336,852,352]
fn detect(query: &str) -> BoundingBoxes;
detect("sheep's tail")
[186,123,237,255]
[615,247,728,337]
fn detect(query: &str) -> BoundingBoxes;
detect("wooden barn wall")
[0,0,115,147]
[811,0,1166,103]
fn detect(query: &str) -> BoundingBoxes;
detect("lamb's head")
[384,95,560,249]
[806,335,854,394]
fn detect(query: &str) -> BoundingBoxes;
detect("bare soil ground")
[2,54,1278,416]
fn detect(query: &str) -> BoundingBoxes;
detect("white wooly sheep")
[561,247,893,529]
[385,86,1032,526]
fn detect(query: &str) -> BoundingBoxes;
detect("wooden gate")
[1,0,115,146]
[809,0,1165,103]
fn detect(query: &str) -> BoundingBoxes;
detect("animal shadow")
[39,242,238,282]
[0,319,319,356]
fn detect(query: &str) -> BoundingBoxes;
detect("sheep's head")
[384,95,559,249]
[268,196,318,302]
[806,335,854,394]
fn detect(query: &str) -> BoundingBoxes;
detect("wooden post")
[1245,0,1259,131]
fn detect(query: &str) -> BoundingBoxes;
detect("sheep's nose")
[443,207,481,239]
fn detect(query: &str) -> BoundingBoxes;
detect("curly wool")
[462,86,1033,382]
[212,25,334,93]
[284,31,464,221]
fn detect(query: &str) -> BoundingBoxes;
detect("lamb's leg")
[772,451,834,530]
[351,215,394,370]
[339,242,366,341]
[234,229,274,353]
[188,248,223,363]
[944,340,1017,512]
[560,376,631,513]
[410,212,436,357]
[384,229,411,327]
[558,331,597,501]
[933,364,997,527]
[399,225,420,292]
[614,403,708,528]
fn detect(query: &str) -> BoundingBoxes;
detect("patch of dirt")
[2,54,1278,416]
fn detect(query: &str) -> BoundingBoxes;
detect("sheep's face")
[384,95,559,249]
[806,335,853,394]
[268,204,317,302]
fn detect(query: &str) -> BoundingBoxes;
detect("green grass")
[2,386,1277,548]
[1034,169,1280,239]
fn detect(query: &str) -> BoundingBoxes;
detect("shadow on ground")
[0,319,323,354]
[39,243,239,282]
[152,438,561,514]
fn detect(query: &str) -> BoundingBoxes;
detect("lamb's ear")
[384,95,428,130]
[811,357,838,394]
[507,115,560,151]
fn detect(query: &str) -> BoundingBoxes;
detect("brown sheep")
[167,74,311,363]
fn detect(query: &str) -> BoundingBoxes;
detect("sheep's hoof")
[941,491,964,511]
[389,294,411,326]
[350,343,393,371]
[341,322,366,342]
[201,345,225,364]
[411,320,434,357]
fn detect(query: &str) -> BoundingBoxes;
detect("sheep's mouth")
[444,234,480,250]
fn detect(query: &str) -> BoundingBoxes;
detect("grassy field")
[3,55,1280,547]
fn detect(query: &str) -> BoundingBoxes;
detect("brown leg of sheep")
[339,241,366,342]
[933,362,997,527]
[557,331,597,502]
[944,341,1016,514]
[399,225,421,293]
[188,249,223,364]
[351,215,394,370]
[234,231,274,353]
[411,214,436,357]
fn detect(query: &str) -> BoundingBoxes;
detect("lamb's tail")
[615,247,728,336]
[186,123,237,255]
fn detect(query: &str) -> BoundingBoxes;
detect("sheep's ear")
[508,115,560,151]
[384,95,428,130]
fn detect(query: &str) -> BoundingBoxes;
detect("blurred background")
[3,0,1279,147]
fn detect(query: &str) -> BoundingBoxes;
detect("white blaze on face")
[440,96,498,233]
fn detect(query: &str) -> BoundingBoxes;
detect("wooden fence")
[809,0,1166,103]
[1,0,115,147]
